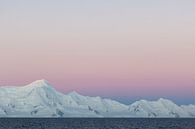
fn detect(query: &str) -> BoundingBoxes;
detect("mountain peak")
[158,98,173,103]
[69,91,81,96]
[32,79,49,84]
[27,79,52,88]
[157,98,176,106]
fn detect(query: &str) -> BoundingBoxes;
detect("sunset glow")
[0,0,195,104]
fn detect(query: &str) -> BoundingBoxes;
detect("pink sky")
[0,1,195,104]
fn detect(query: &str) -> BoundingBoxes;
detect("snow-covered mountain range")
[0,79,194,117]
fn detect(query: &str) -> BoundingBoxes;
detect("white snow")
[0,80,194,117]
[128,98,189,117]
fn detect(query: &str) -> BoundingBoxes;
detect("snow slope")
[128,98,189,117]
[0,80,194,117]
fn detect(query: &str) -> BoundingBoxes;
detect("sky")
[0,0,195,104]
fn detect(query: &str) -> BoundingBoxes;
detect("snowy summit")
[0,80,195,118]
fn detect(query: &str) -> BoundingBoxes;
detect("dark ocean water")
[0,118,195,129]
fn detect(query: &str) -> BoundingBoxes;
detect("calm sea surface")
[0,118,195,129]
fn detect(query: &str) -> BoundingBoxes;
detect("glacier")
[0,79,194,118]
